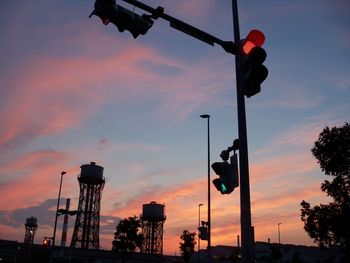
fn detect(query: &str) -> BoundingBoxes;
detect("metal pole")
[207,116,211,253]
[200,114,211,254]
[198,203,203,263]
[231,1,254,262]
[278,223,282,244]
[53,171,66,246]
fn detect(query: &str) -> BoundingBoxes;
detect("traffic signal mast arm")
[120,0,237,55]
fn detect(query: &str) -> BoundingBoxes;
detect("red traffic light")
[90,0,154,39]
[242,29,265,54]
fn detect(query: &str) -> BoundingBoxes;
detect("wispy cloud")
[0,149,68,209]
[254,106,350,156]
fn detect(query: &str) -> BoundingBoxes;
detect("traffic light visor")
[211,161,230,175]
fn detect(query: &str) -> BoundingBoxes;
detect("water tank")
[25,217,37,227]
[142,201,165,221]
[80,162,104,181]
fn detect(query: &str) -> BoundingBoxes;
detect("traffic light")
[43,238,50,246]
[198,226,208,240]
[90,0,154,39]
[211,153,239,194]
[241,29,268,98]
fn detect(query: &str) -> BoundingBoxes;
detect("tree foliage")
[179,230,196,262]
[300,122,350,252]
[311,123,350,178]
[112,216,143,254]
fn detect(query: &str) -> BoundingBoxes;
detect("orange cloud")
[0,149,68,210]
[93,145,329,254]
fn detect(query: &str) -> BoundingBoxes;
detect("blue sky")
[0,0,349,254]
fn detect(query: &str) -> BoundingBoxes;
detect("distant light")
[200,114,210,119]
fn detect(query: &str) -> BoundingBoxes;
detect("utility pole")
[231,1,255,262]
[200,114,211,254]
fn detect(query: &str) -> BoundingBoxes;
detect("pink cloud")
[0,33,231,152]
[250,152,318,184]
[0,224,23,243]
[0,40,155,150]
[255,111,349,158]
[0,149,68,210]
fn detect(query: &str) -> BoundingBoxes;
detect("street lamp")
[200,114,211,253]
[278,223,282,244]
[198,203,203,262]
[52,171,66,246]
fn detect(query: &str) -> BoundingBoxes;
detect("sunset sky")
[0,0,349,255]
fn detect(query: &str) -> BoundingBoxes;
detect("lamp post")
[200,114,211,253]
[198,203,203,262]
[52,171,66,246]
[278,223,282,244]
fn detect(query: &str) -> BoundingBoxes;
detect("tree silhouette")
[179,230,196,262]
[112,216,143,261]
[300,123,350,254]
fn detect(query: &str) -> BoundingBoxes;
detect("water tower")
[70,162,105,249]
[24,217,37,244]
[140,201,166,254]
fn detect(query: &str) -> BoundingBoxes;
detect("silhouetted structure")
[71,162,105,249]
[140,201,166,255]
[60,198,70,247]
[24,217,37,244]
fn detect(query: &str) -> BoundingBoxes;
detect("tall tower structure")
[140,201,166,255]
[71,162,105,249]
[24,217,38,244]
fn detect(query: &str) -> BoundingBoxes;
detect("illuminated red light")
[243,40,255,54]
[242,29,265,54]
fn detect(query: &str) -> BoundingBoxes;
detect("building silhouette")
[140,201,166,255]
[24,217,37,244]
[71,162,105,249]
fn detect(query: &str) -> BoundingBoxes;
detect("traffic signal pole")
[231,0,255,262]
[93,1,255,261]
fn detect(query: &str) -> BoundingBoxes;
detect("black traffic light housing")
[211,153,239,194]
[198,226,208,240]
[240,29,268,98]
[241,46,268,98]
[90,0,154,39]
